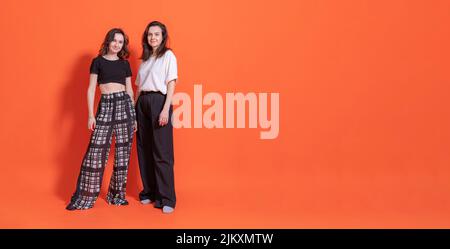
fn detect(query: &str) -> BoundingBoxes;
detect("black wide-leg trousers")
[136,91,176,208]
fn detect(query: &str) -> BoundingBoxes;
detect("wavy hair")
[98,28,130,59]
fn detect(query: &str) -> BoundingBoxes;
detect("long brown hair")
[141,21,171,61]
[98,28,130,59]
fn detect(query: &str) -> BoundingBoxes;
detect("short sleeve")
[125,60,132,77]
[89,58,99,74]
[165,51,178,84]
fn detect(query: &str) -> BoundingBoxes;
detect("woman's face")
[147,25,163,50]
[108,33,124,54]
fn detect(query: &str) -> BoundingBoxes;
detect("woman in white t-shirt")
[134,21,178,214]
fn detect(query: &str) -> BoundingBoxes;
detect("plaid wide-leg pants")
[69,91,136,210]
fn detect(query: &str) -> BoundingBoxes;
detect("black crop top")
[89,56,132,85]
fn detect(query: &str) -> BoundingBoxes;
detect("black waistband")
[140,91,165,96]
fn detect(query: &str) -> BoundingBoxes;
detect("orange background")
[1,0,449,228]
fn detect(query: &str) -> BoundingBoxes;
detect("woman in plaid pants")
[66,28,137,211]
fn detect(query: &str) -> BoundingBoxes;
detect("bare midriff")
[99,82,126,94]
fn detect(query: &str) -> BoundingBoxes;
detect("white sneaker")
[162,206,174,214]
[140,199,152,205]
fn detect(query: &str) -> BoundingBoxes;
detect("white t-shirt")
[137,50,178,94]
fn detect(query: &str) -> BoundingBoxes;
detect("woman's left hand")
[159,109,170,126]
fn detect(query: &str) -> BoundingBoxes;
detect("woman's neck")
[151,46,159,56]
[104,52,119,60]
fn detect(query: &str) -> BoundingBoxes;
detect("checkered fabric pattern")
[69,91,136,209]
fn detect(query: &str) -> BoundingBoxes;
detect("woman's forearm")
[163,81,176,111]
[125,77,134,105]
[87,74,97,118]
[126,88,134,105]
[134,75,141,103]
[87,87,96,118]
[135,88,141,103]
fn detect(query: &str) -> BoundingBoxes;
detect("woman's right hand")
[88,116,96,131]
